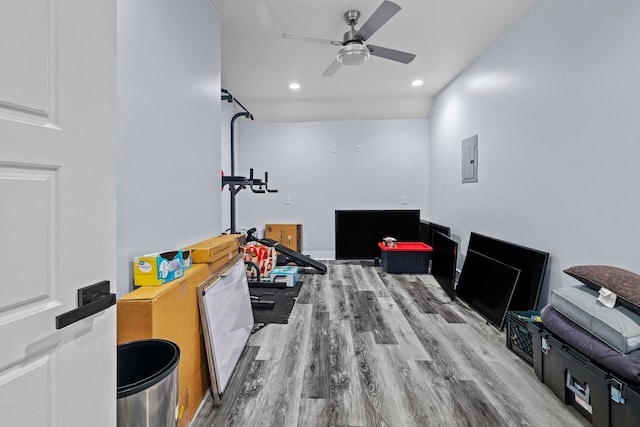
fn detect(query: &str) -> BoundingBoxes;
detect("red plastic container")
[378,242,432,273]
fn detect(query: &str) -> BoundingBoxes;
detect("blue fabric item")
[541,305,640,384]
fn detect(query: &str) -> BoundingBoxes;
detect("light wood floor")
[191,261,589,427]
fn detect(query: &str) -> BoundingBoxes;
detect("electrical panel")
[462,135,478,183]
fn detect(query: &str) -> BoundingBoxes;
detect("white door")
[0,1,116,426]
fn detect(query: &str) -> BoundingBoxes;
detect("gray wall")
[231,118,430,258]
[429,0,640,306]
[116,0,222,296]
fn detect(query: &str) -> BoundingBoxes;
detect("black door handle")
[55,281,116,329]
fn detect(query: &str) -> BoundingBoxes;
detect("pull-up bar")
[221,89,278,234]
[221,88,253,120]
[222,168,278,195]
[222,88,253,176]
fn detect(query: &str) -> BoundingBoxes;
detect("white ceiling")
[209,0,539,122]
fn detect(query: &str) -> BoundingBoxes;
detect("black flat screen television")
[419,220,451,246]
[335,210,420,259]
[430,231,458,301]
[456,249,521,329]
[468,232,549,311]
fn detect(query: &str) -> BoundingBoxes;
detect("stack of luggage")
[528,265,640,426]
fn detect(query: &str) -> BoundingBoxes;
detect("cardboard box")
[270,266,299,287]
[185,234,241,264]
[133,250,183,286]
[265,224,302,251]
[117,264,211,427]
[206,251,238,276]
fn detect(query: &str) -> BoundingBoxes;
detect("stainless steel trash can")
[117,339,180,427]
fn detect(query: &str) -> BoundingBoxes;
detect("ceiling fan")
[283,0,416,77]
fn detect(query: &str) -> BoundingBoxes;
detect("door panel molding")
[0,163,60,321]
[0,0,58,127]
[0,352,58,425]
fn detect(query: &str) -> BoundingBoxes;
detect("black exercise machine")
[221,90,325,314]
[249,294,275,310]
[244,261,287,289]
[222,90,284,311]
[222,89,279,234]
[245,228,327,274]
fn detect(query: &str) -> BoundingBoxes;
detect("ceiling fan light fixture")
[337,44,370,66]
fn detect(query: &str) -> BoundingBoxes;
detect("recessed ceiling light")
[289,82,301,90]
[411,79,424,87]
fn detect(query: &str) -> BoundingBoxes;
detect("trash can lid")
[117,339,180,399]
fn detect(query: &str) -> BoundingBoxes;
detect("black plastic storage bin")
[378,242,431,273]
[505,311,539,365]
[528,323,569,402]
[117,339,180,427]
[528,322,640,427]
[609,379,640,426]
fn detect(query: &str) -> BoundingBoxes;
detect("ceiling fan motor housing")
[337,44,370,66]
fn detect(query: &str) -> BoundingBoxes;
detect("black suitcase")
[528,322,640,427]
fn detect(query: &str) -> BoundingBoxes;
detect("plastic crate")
[506,310,540,365]
[378,242,431,273]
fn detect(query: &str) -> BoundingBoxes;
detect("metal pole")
[230,185,237,234]
[230,112,249,176]
[222,88,254,234]
[229,112,250,233]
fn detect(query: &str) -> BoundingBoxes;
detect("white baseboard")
[304,251,334,260]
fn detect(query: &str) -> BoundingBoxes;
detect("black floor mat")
[250,281,302,328]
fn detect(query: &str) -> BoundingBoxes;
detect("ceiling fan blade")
[322,59,342,77]
[355,1,401,41]
[283,32,342,46]
[367,44,416,64]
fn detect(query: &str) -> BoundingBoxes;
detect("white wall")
[429,0,640,306]
[116,0,222,296]
[230,119,430,258]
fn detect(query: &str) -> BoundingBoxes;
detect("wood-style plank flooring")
[191,261,589,427]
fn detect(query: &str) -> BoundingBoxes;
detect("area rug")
[250,280,303,328]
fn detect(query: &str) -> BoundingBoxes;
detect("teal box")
[270,266,299,287]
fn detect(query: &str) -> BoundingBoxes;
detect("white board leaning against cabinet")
[197,256,254,403]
